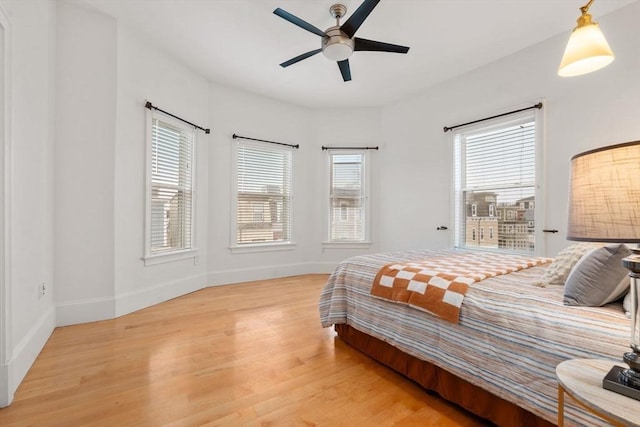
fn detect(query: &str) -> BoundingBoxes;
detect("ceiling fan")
[273,0,410,82]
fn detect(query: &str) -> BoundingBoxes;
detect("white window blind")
[454,114,537,253]
[236,142,292,245]
[149,117,194,254]
[329,152,366,242]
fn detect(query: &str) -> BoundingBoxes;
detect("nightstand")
[556,359,640,427]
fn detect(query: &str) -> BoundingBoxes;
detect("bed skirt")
[335,324,554,427]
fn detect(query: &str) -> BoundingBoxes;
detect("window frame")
[450,106,545,255]
[323,149,371,249]
[230,139,295,253]
[143,109,198,266]
[322,148,372,249]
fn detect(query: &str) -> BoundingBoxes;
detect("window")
[145,114,195,259]
[327,151,368,243]
[234,141,292,247]
[453,111,538,253]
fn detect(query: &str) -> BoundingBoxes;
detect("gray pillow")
[563,244,631,307]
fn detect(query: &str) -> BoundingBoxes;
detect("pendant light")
[558,0,614,77]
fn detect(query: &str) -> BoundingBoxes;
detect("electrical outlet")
[39,283,46,298]
[193,256,200,266]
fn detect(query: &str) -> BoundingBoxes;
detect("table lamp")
[567,140,640,400]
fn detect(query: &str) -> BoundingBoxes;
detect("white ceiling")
[77,0,635,109]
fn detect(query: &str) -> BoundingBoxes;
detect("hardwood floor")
[0,274,491,426]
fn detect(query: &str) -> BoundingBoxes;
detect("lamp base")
[603,365,640,400]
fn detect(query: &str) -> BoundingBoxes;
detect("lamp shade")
[558,20,614,77]
[567,141,640,242]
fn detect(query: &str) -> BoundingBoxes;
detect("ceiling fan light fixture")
[322,26,354,61]
[323,42,353,61]
[558,0,614,77]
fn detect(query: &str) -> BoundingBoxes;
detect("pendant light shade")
[558,0,614,77]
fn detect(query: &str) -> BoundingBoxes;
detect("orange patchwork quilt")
[370,251,552,323]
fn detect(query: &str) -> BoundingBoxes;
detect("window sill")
[322,241,372,249]
[142,249,198,266]
[229,242,296,254]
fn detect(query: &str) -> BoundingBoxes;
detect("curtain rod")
[443,102,543,133]
[232,134,299,149]
[145,101,210,134]
[322,146,379,150]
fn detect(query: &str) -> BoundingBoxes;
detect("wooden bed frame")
[335,324,555,427]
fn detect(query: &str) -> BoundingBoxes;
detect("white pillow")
[535,242,601,287]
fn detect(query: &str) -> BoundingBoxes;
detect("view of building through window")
[236,143,292,245]
[464,191,535,251]
[329,153,365,242]
[454,115,537,253]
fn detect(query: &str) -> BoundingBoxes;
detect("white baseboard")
[306,262,338,275]
[56,265,337,326]
[58,265,336,327]
[56,273,209,326]
[0,354,11,408]
[56,295,115,327]
[3,305,55,407]
[206,262,337,286]
[115,273,207,317]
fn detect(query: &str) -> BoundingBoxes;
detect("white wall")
[113,25,210,316]
[54,2,213,324]
[54,1,117,325]
[379,1,640,257]
[205,95,385,285]
[310,108,383,258]
[206,83,318,284]
[50,0,358,327]
[0,0,56,407]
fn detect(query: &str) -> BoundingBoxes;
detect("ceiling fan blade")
[340,0,381,38]
[354,37,410,54]
[280,49,322,68]
[273,8,325,37]
[337,59,352,82]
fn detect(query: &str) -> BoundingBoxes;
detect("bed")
[319,248,631,427]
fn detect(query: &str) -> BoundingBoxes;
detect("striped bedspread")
[319,249,631,427]
[371,252,552,323]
